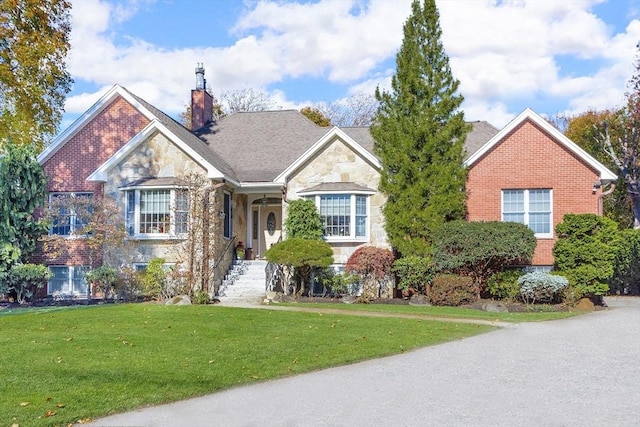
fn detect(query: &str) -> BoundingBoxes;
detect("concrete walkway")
[89,297,640,427]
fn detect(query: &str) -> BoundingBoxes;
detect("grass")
[0,303,495,426]
[276,301,579,322]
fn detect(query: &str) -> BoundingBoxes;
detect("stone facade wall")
[466,119,602,265]
[103,132,208,264]
[286,137,388,264]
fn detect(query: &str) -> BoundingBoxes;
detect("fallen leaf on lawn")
[44,411,56,417]
[65,337,73,341]
[45,397,52,402]
[56,403,65,408]
[76,418,92,424]
[19,402,29,406]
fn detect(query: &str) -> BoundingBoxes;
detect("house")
[33,66,616,297]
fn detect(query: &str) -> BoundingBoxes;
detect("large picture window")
[502,189,552,237]
[124,188,189,237]
[49,192,93,236]
[307,194,369,240]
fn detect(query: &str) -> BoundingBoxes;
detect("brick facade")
[34,96,150,269]
[466,119,602,265]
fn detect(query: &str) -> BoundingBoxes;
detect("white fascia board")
[275,126,381,182]
[464,108,618,181]
[297,189,377,196]
[235,183,283,195]
[87,120,225,182]
[38,85,156,165]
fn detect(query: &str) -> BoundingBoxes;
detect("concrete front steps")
[218,260,267,305]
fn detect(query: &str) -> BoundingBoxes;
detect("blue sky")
[62,0,640,132]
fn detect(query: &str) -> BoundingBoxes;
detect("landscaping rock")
[409,294,430,306]
[341,295,357,304]
[574,297,596,311]
[165,295,191,305]
[481,302,509,313]
[272,293,296,303]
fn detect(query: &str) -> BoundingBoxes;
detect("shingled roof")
[197,110,328,182]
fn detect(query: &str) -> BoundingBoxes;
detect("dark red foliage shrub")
[345,246,394,279]
[429,274,476,306]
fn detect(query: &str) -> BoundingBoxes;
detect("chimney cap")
[195,63,205,90]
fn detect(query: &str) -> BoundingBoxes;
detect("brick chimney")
[191,63,214,131]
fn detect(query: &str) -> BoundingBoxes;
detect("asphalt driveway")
[90,297,640,427]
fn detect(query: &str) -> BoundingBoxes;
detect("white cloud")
[64,0,639,128]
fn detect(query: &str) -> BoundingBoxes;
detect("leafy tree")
[300,106,331,127]
[0,242,20,272]
[553,214,620,299]
[0,0,72,151]
[41,196,131,269]
[371,0,469,257]
[84,265,118,300]
[596,46,640,228]
[265,238,333,296]
[433,221,536,298]
[284,198,324,240]
[0,143,48,260]
[345,246,394,299]
[562,110,633,228]
[139,258,168,300]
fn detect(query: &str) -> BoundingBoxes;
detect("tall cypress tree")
[371,0,469,257]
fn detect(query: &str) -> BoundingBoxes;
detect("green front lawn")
[1,303,494,426]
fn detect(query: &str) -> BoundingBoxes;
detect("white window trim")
[47,265,89,297]
[223,190,232,240]
[501,189,553,239]
[307,192,370,243]
[49,192,94,237]
[121,186,188,240]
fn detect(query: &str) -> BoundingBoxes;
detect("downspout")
[597,183,616,216]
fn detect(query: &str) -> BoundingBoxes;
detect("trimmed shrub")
[265,238,334,295]
[345,246,394,299]
[392,255,434,295]
[553,214,619,298]
[486,269,523,301]
[433,221,536,297]
[192,289,211,304]
[429,274,475,306]
[610,228,640,295]
[518,272,568,304]
[0,242,20,273]
[0,263,51,304]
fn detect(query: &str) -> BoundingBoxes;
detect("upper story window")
[502,189,552,238]
[49,192,93,236]
[304,194,369,241]
[124,188,188,237]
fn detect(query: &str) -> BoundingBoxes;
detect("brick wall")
[466,119,601,265]
[34,96,150,267]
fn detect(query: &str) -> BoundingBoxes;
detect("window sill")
[534,233,554,239]
[324,237,369,244]
[126,234,188,241]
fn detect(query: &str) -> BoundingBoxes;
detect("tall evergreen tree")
[371,0,469,257]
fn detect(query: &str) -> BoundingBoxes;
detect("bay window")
[306,194,369,240]
[124,188,189,237]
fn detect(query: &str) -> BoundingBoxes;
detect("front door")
[260,206,281,257]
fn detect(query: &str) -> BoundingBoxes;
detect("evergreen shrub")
[429,274,475,306]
